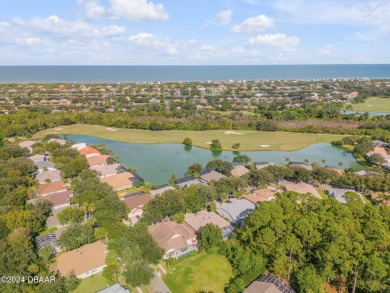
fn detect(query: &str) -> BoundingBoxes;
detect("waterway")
[66,135,362,185]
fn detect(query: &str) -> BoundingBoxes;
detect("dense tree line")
[233,192,389,292]
[0,107,389,143]
[0,143,80,292]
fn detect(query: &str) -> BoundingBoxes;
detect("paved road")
[148,273,171,293]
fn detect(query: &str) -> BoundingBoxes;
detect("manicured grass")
[72,273,111,293]
[352,97,390,112]
[163,252,233,293]
[34,124,345,151]
[316,189,328,199]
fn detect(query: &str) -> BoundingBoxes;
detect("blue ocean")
[0,64,389,83]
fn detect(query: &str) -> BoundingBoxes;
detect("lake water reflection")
[66,135,363,185]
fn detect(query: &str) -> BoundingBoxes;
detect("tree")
[206,160,233,175]
[210,139,222,151]
[187,163,202,177]
[321,159,327,165]
[232,143,240,149]
[57,206,84,225]
[365,153,386,165]
[293,265,324,293]
[233,155,251,165]
[198,223,223,251]
[170,173,177,184]
[256,120,278,131]
[58,223,95,251]
[183,137,192,146]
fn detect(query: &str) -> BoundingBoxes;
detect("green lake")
[66,135,363,185]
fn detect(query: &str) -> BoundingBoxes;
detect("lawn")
[34,124,345,151]
[163,252,233,293]
[352,97,390,112]
[71,273,111,293]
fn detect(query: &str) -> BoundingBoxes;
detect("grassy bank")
[163,252,233,293]
[34,124,345,151]
[352,97,390,112]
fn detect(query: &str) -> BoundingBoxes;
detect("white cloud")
[231,15,273,33]
[255,0,390,30]
[216,10,233,25]
[316,43,335,55]
[108,0,168,21]
[85,1,106,19]
[248,33,299,47]
[12,15,125,37]
[232,47,244,53]
[128,33,180,55]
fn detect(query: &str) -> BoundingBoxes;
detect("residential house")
[372,140,389,147]
[35,160,56,172]
[46,206,69,228]
[244,275,295,293]
[97,284,131,293]
[90,164,121,178]
[100,172,135,191]
[56,241,107,279]
[199,170,226,184]
[184,210,233,239]
[174,177,202,189]
[36,169,62,184]
[382,162,390,172]
[123,193,153,223]
[38,181,68,196]
[279,180,322,199]
[87,155,109,168]
[48,138,67,145]
[150,185,176,197]
[79,147,101,158]
[231,165,250,177]
[71,143,88,151]
[217,198,255,224]
[18,140,36,153]
[148,221,197,259]
[29,154,46,163]
[245,188,277,205]
[254,162,276,170]
[42,190,73,210]
[288,162,313,171]
[326,187,365,204]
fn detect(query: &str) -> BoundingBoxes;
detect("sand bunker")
[106,127,117,131]
[260,145,270,147]
[224,131,242,135]
[205,142,212,145]
[54,128,63,131]
[367,105,373,107]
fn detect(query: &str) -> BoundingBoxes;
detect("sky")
[0,0,389,65]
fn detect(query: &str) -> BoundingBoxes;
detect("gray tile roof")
[217,198,255,223]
